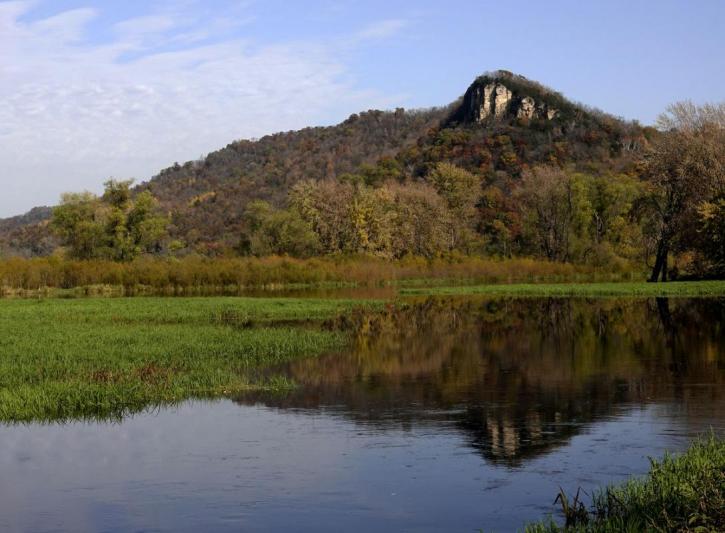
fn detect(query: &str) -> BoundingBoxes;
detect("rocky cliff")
[451,70,566,124]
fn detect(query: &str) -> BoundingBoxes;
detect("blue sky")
[1,0,724,217]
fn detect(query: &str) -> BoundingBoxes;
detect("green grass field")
[401,280,725,297]
[0,297,381,422]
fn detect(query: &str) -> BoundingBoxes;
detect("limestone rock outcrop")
[516,96,536,119]
[461,74,560,124]
[471,83,513,121]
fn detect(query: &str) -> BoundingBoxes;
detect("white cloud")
[114,14,176,37]
[0,3,400,216]
[31,7,97,41]
[355,18,409,42]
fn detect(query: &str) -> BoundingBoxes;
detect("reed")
[524,434,724,532]
[0,255,643,295]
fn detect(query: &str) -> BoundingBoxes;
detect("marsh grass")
[524,435,725,532]
[0,297,381,422]
[0,255,641,295]
[402,281,725,298]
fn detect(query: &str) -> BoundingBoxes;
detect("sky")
[1,0,724,218]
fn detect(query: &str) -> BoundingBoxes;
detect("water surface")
[1,296,723,532]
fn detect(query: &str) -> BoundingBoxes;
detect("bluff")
[452,71,563,123]
[0,71,648,256]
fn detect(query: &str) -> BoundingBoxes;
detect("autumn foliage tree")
[289,178,454,258]
[428,163,483,252]
[642,102,725,281]
[512,166,644,265]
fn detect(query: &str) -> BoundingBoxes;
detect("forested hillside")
[0,207,56,256]
[0,71,649,257]
[143,105,451,250]
[3,71,722,281]
[142,71,651,255]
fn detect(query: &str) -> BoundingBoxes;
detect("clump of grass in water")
[524,434,725,532]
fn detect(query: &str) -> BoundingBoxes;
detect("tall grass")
[524,435,724,532]
[0,255,643,295]
[0,297,381,422]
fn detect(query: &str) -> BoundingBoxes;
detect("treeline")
[38,73,641,253]
[239,164,647,265]
[0,256,636,294]
[240,163,481,258]
[0,101,722,284]
[232,101,725,281]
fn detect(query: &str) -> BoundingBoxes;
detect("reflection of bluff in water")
[238,297,725,466]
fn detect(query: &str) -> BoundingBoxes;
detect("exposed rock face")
[493,84,512,117]
[464,77,559,123]
[472,83,513,120]
[516,96,536,119]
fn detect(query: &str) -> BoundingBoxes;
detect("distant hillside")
[0,71,649,257]
[142,106,450,249]
[0,207,56,257]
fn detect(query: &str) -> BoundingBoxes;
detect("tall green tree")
[240,200,320,257]
[513,167,644,266]
[51,192,105,260]
[52,180,168,261]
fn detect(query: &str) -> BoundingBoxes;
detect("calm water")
[1,297,724,532]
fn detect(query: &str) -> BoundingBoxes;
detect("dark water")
[1,297,724,532]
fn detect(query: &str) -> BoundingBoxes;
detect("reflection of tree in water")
[238,297,725,466]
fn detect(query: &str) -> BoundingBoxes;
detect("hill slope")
[0,71,648,256]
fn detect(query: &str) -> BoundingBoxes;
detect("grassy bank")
[402,280,725,297]
[524,435,724,532]
[3,283,722,423]
[0,255,642,295]
[0,297,381,422]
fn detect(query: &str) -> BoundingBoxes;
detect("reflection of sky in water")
[0,400,720,533]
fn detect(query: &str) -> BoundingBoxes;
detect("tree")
[289,177,462,258]
[428,163,482,251]
[515,166,579,261]
[643,102,725,281]
[290,179,356,254]
[51,180,168,261]
[694,196,725,277]
[290,179,395,256]
[479,185,516,257]
[345,185,395,256]
[514,167,647,266]
[386,181,451,258]
[585,173,644,265]
[51,192,105,260]
[240,200,320,257]
[127,192,167,254]
[102,179,133,209]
